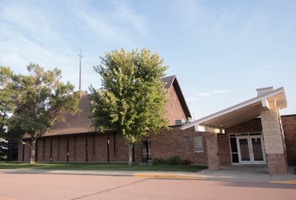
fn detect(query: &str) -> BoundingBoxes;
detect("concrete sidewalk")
[1,165,295,184]
[195,165,296,184]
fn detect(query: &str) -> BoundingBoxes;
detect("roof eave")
[181,87,287,130]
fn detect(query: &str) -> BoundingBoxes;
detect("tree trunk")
[128,142,133,166]
[30,140,36,164]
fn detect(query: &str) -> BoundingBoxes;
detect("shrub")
[167,156,181,165]
[180,159,192,165]
[152,158,167,165]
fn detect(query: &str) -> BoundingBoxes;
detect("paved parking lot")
[1,173,296,200]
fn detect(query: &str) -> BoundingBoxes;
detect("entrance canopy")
[181,87,287,133]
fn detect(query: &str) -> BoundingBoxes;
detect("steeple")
[78,49,83,91]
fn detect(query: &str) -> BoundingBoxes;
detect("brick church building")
[18,75,296,175]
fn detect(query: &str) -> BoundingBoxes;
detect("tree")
[0,139,7,161]
[90,48,169,166]
[0,64,79,164]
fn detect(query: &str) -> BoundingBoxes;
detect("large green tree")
[0,64,79,164]
[90,48,169,166]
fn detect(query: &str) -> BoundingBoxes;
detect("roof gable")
[162,75,191,119]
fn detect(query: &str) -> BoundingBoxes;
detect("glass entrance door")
[238,138,251,163]
[237,136,266,164]
[251,137,265,163]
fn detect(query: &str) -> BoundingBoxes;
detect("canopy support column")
[205,132,220,170]
[257,87,288,175]
[261,99,288,175]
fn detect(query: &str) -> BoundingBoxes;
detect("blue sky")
[0,0,295,119]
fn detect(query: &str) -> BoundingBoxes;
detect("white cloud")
[112,4,150,38]
[172,0,204,27]
[79,11,133,46]
[211,89,234,94]
[196,92,211,97]
[186,89,234,102]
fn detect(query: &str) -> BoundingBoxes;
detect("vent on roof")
[175,119,188,126]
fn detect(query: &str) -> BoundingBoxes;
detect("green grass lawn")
[0,162,207,172]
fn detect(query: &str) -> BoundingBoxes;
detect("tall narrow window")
[193,136,203,153]
[141,140,151,162]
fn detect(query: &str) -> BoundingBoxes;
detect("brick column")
[258,88,288,175]
[205,132,220,170]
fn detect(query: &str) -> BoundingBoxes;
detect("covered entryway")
[230,133,266,165]
[181,87,288,175]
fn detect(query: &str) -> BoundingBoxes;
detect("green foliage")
[153,156,191,165]
[90,48,169,144]
[167,156,181,165]
[0,139,18,161]
[180,159,192,165]
[0,139,7,161]
[152,158,167,165]
[0,64,79,163]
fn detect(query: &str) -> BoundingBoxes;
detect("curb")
[268,180,296,185]
[133,173,204,180]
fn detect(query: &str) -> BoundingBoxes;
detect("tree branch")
[19,138,31,148]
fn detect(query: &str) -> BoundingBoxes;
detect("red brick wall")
[164,86,188,126]
[18,139,31,162]
[58,136,67,162]
[18,115,296,166]
[68,135,75,161]
[19,128,207,165]
[44,137,51,161]
[74,134,86,161]
[18,142,23,161]
[217,134,231,165]
[266,153,287,175]
[51,137,58,161]
[282,115,296,165]
[115,134,129,161]
[226,118,262,133]
[26,132,141,163]
[95,134,108,161]
[206,133,220,170]
[150,126,208,165]
[36,138,43,161]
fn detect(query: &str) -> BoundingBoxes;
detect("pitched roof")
[162,75,176,89]
[181,87,287,131]
[44,93,94,137]
[44,75,191,137]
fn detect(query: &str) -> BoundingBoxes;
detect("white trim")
[195,125,225,134]
[261,99,270,109]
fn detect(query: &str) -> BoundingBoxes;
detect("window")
[141,140,151,161]
[193,136,203,153]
